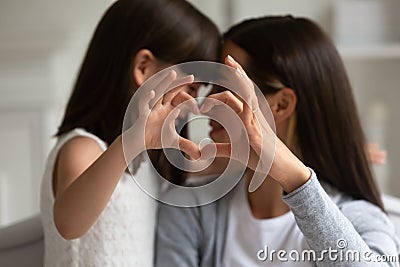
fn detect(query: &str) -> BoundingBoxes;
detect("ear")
[132,49,159,86]
[267,88,297,123]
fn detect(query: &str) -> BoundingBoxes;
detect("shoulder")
[322,182,392,229]
[56,128,107,153]
[340,199,393,230]
[58,136,102,158]
[339,198,400,252]
[317,179,398,244]
[319,180,352,205]
[53,136,105,197]
[56,136,104,170]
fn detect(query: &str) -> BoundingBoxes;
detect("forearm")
[260,137,310,193]
[263,140,398,265]
[54,134,143,239]
[272,154,310,193]
[283,170,399,266]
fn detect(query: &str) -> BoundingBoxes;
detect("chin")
[210,130,229,143]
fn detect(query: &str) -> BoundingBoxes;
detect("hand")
[200,56,273,172]
[125,70,201,160]
[366,142,387,165]
[201,56,310,192]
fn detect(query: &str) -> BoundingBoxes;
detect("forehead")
[221,40,250,68]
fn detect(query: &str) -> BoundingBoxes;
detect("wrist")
[279,164,311,193]
[120,127,146,160]
[267,139,311,193]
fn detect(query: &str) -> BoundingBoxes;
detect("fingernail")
[200,102,211,113]
[175,108,182,116]
[227,55,235,64]
[246,94,252,106]
[199,104,207,113]
[193,102,200,115]
[199,138,213,150]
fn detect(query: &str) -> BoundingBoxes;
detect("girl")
[40,0,219,266]
[155,16,399,266]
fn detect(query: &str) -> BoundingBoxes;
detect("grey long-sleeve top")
[155,169,400,266]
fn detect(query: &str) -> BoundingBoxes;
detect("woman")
[155,16,399,266]
[39,0,219,266]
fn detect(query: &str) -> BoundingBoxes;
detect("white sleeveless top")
[40,128,158,267]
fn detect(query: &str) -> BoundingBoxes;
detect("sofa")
[0,215,44,267]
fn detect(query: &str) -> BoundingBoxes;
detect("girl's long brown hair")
[56,0,220,184]
[224,16,384,210]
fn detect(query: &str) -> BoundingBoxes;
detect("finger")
[179,136,201,160]
[225,55,246,76]
[167,107,181,124]
[200,91,243,114]
[151,70,178,106]
[373,154,387,165]
[166,106,201,160]
[162,107,182,134]
[171,91,200,115]
[201,143,232,159]
[225,55,259,109]
[162,75,194,105]
[366,143,387,165]
[169,75,195,93]
[241,94,254,124]
[161,107,182,149]
[138,90,155,115]
[370,150,387,164]
[368,142,378,149]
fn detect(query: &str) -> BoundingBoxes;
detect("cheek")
[210,107,242,141]
[265,95,274,106]
[212,130,229,143]
[264,95,277,119]
[188,90,196,98]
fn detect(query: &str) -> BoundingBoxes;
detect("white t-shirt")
[40,128,158,267]
[222,179,313,267]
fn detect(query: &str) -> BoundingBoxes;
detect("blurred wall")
[0,0,399,226]
[0,0,112,226]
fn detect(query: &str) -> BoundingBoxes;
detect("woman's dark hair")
[224,16,384,210]
[56,0,220,184]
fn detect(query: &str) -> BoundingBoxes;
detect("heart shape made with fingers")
[121,60,277,207]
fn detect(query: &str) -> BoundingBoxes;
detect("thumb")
[179,137,201,160]
[201,143,232,159]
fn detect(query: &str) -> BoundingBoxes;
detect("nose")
[186,83,202,98]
